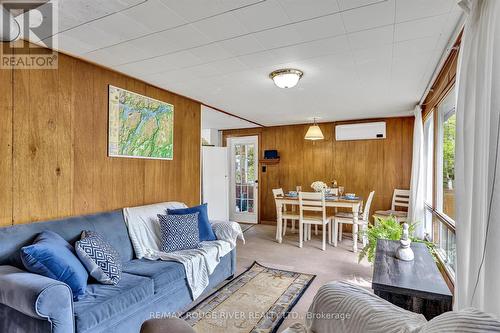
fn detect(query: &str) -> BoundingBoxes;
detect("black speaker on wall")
[264,150,279,159]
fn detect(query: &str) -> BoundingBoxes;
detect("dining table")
[274,194,364,251]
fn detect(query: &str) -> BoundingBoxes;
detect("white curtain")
[455,0,500,317]
[408,105,425,239]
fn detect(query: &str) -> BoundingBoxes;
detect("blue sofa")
[0,210,236,333]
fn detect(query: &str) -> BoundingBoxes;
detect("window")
[423,111,434,236]
[437,89,456,220]
[234,143,255,213]
[423,87,457,279]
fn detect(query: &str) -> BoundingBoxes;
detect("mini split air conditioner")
[335,121,386,141]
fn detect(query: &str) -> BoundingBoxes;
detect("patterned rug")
[182,262,315,333]
[238,223,255,233]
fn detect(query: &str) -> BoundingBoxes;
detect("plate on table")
[325,196,339,200]
[341,195,360,200]
[285,192,298,197]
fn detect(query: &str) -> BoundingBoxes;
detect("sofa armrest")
[0,265,74,333]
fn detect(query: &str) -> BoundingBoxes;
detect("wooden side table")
[372,239,453,320]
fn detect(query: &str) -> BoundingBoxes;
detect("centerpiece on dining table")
[310,181,328,192]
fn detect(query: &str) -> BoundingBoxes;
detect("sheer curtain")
[408,105,425,239]
[455,0,500,317]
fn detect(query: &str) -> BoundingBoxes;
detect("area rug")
[238,223,255,233]
[182,262,315,333]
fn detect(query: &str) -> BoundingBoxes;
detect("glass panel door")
[229,136,258,223]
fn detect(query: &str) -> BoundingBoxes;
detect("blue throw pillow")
[75,230,122,285]
[167,204,216,241]
[158,213,200,252]
[20,231,88,301]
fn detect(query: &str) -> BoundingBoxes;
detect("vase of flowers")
[311,181,327,192]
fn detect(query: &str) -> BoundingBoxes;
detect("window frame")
[423,86,457,283]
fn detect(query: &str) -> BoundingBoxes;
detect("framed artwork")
[108,85,174,160]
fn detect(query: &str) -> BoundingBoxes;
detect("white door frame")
[228,135,259,224]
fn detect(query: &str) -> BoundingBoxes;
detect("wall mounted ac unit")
[335,121,386,141]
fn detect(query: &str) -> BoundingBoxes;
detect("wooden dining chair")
[298,192,332,251]
[295,185,317,235]
[272,188,299,238]
[373,189,409,223]
[333,191,375,252]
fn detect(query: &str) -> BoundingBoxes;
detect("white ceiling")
[202,105,257,130]
[30,0,463,126]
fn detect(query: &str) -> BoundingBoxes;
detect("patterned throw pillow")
[158,213,200,252]
[75,230,122,285]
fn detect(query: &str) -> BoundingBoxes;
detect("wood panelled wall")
[0,50,201,226]
[222,117,414,224]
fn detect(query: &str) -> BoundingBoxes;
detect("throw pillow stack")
[20,229,123,301]
[158,203,216,252]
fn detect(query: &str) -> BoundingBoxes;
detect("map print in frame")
[108,85,174,160]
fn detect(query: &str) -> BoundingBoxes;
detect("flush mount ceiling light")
[305,118,324,141]
[269,68,303,89]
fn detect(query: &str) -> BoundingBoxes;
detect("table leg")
[352,203,360,253]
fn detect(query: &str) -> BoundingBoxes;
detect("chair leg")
[339,223,343,242]
[362,224,367,248]
[276,219,280,240]
[283,219,287,236]
[292,220,295,233]
[333,220,338,247]
[315,224,318,236]
[328,222,332,245]
[352,224,358,253]
[322,224,326,251]
[308,225,312,240]
[299,222,303,248]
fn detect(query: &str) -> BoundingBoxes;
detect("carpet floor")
[235,224,373,332]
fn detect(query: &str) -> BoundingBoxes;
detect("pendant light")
[305,118,324,140]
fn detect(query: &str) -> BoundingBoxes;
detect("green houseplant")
[358,216,435,263]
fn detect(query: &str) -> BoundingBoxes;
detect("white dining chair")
[373,189,409,223]
[273,188,299,238]
[333,191,375,252]
[298,192,332,251]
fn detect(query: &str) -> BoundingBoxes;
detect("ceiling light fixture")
[269,68,303,89]
[305,118,324,141]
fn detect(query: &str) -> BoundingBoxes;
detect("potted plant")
[358,216,435,263]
